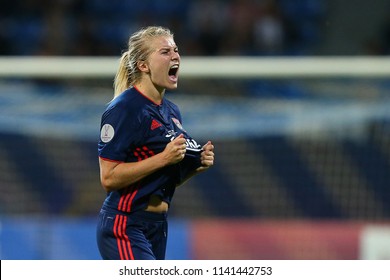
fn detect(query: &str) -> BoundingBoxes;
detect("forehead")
[149,36,176,50]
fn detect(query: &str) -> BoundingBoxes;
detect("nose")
[172,51,180,61]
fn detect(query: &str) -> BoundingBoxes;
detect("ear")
[137,60,150,73]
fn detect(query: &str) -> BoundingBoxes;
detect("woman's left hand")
[197,141,214,172]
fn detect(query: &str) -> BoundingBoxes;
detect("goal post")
[1,56,390,79]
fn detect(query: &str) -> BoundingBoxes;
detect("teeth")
[170,65,179,69]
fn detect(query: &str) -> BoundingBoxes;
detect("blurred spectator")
[253,0,285,55]
[187,0,229,55]
[219,0,257,55]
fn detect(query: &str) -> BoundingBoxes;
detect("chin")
[167,83,178,90]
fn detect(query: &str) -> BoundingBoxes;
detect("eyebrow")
[158,46,178,51]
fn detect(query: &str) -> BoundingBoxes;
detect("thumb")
[203,141,213,150]
[174,133,184,141]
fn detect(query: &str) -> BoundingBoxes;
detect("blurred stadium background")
[1,0,390,260]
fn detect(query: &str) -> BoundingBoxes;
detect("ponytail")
[114,51,131,98]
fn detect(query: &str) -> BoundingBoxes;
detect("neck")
[134,82,165,105]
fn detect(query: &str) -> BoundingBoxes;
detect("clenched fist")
[197,141,214,172]
[162,134,187,165]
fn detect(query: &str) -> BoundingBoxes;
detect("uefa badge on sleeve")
[100,124,115,143]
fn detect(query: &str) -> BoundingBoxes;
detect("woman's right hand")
[162,134,187,165]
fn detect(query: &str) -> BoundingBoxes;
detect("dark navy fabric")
[98,87,202,213]
[96,206,168,260]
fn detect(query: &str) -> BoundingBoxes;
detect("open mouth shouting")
[168,64,179,83]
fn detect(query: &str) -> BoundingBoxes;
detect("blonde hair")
[113,26,174,98]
